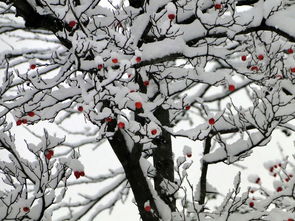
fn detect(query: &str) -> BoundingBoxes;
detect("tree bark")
[108,128,160,221]
[199,136,212,205]
[2,0,72,48]
[153,107,176,211]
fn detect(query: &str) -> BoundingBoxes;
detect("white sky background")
[1,1,295,220]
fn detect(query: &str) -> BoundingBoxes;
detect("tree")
[1,0,295,220]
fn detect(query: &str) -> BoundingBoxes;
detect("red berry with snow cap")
[23,207,30,212]
[135,102,142,109]
[144,205,151,212]
[251,66,259,71]
[187,153,192,158]
[276,186,283,192]
[112,58,118,64]
[151,129,157,135]
[97,64,103,70]
[228,84,235,92]
[118,122,125,129]
[45,150,54,160]
[168,14,175,20]
[78,106,83,112]
[208,118,215,125]
[257,54,264,60]
[241,55,247,61]
[74,171,81,179]
[136,57,141,63]
[28,111,35,117]
[105,117,112,122]
[30,64,36,70]
[214,4,222,9]
[16,120,22,126]
[287,48,293,54]
[68,20,77,28]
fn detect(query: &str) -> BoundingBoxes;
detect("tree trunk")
[108,130,160,221]
[153,107,176,211]
[199,137,212,205]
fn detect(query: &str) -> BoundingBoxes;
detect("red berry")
[288,219,294,221]
[291,67,295,73]
[251,66,259,71]
[276,186,283,192]
[80,171,85,176]
[285,178,290,182]
[250,189,255,194]
[118,122,125,129]
[30,64,36,70]
[136,57,141,63]
[45,153,52,160]
[49,150,54,156]
[112,58,118,64]
[214,4,222,9]
[135,102,142,109]
[128,74,132,78]
[130,90,135,93]
[16,120,22,126]
[74,171,81,179]
[278,163,281,167]
[186,153,192,158]
[78,106,83,112]
[23,207,30,212]
[185,106,191,110]
[208,118,215,125]
[228,84,235,92]
[27,111,35,117]
[249,202,254,207]
[257,54,264,60]
[45,150,54,160]
[144,205,151,212]
[68,20,77,28]
[22,119,28,124]
[105,117,112,122]
[289,174,293,178]
[255,178,260,184]
[143,81,149,86]
[168,14,175,20]
[287,48,293,54]
[274,165,278,168]
[274,173,277,177]
[97,64,103,70]
[241,55,247,61]
[151,129,157,135]
[269,167,274,172]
